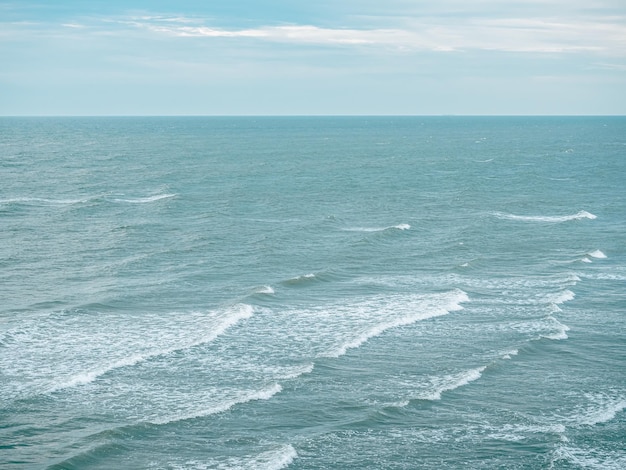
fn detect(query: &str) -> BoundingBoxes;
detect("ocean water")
[1,116,625,469]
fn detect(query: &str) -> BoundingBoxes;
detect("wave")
[573,392,626,426]
[0,196,91,206]
[505,316,570,341]
[342,223,410,232]
[501,349,519,360]
[179,444,297,470]
[549,289,576,305]
[492,210,596,222]
[283,273,317,285]
[280,363,315,380]
[323,289,469,359]
[540,316,570,341]
[149,383,282,426]
[47,304,254,393]
[112,193,176,204]
[420,366,487,401]
[254,285,275,295]
[249,444,298,470]
[552,443,626,470]
[588,249,607,259]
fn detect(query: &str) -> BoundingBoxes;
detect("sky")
[1,0,626,115]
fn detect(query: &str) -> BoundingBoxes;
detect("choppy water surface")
[1,117,625,469]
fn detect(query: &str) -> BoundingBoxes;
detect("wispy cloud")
[122,14,626,55]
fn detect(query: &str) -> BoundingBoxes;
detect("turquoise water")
[1,117,625,469]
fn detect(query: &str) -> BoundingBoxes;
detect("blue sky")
[1,1,625,115]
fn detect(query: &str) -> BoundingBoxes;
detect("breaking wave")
[493,210,596,222]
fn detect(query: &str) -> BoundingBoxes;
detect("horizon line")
[1,114,625,118]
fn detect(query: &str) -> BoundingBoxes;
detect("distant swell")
[493,210,596,222]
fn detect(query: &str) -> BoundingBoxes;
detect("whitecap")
[323,289,469,358]
[420,366,487,401]
[181,444,297,470]
[255,285,275,294]
[342,223,410,232]
[574,393,626,426]
[552,444,626,470]
[283,273,316,285]
[113,193,176,203]
[251,444,298,470]
[588,249,607,259]
[550,290,576,305]
[47,304,255,393]
[0,196,90,205]
[149,383,282,426]
[501,349,519,360]
[493,210,596,223]
[540,316,570,340]
[280,363,314,380]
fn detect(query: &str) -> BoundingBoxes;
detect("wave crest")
[113,193,176,203]
[493,210,596,222]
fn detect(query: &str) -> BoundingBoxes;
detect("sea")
[1,116,625,469]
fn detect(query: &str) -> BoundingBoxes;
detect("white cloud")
[126,15,626,56]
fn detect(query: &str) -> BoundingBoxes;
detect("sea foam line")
[493,210,596,223]
[342,223,410,232]
[322,289,469,359]
[250,444,298,470]
[0,196,91,205]
[175,444,297,470]
[149,383,282,426]
[112,193,176,203]
[420,366,487,401]
[574,393,626,426]
[48,304,254,393]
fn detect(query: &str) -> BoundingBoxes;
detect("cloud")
[124,15,626,56]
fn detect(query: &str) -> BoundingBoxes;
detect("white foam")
[541,316,570,340]
[255,285,275,294]
[501,349,519,360]
[588,249,607,259]
[343,223,410,232]
[323,289,469,358]
[179,444,297,470]
[550,289,576,305]
[150,383,282,426]
[552,444,626,470]
[250,444,298,470]
[493,210,596,223]
[47,304,254,393]
[581,257,593,263]
[280,363,314,379]
[575,393,626,426]
[0,196,89,205]
[421,366,487,401]
[113,193,176,203]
